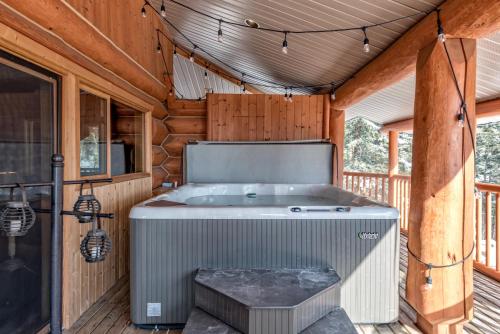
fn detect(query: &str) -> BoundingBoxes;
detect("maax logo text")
[358,232,379,240]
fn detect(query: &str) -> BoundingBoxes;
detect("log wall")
[152,100,208,190]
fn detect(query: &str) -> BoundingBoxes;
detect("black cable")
[406,242,474,269]
[157,31,184,99]
[145,1,388,92]
[167,0,428,34]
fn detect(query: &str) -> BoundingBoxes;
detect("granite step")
[183,307,356,334]
[194,268,341,334]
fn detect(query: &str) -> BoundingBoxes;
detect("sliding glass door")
[0,51,59,334]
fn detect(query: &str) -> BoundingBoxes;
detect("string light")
[189,46,196,62]
[141,4,146,18]
[160,0,166,17]
[436,9,445,43]
[156,41,161,54]
[218,19,223,43]
[288,88,293,102]
[169,88,173,96]
[240,74,246,93]
[282,32,288,54]
[284,88,288,102]
[143,1,433,94]
[457,112,465,128]
[204,66,209,80]
[330,84,336,101]
[173,45,177,57]
[362,27,370,53]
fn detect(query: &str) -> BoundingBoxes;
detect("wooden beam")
[476,98,500,118]
[406,39,476,333]
[333,0,500,110]
[330,109,345,187]
[380,97,500,133]
[381,119,414,134]
[1,0,167,101]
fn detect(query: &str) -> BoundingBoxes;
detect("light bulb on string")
[189,47,196,62]
[156,42,161,54]
[282,32,288,54]
[169,88,173,96]
[160,0,166,17]
[362,27,370,53]
[457,112,465,128]
[173,45,177,57]
[420,264,433,292]
[218,20,223,43]
[288,89,293,103]
[204,66,209,81]
[436,9,446,43]
[141,5,146,18]
[330,84,336,101]
[284,88,288,102]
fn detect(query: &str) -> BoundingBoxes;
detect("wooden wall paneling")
[293,96,302,140]
[286,97,294,140]
[256,95,265,140]
[279,95,287,140]
[206,94,326,141]
[301,97,308,139]
[264,95,272,140]
[316,95,324,138]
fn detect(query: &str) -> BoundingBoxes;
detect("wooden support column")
[388,131,399,206]
[330,109,345,187]
[406,39,476,334]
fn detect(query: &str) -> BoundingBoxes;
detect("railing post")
[51,154,64,334]
[330,109,345,187]
[388,130,399,206]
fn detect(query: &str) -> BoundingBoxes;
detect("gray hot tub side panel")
[130,218,399,325]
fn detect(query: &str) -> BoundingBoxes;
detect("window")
[111,100,144,176]
[79,89,109,176]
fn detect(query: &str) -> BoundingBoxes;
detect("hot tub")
[129,183,399,326]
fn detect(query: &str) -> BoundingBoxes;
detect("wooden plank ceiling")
[153,0,499,124]
[154,0,440,92]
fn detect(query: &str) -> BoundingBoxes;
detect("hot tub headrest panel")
[183,140,334,184]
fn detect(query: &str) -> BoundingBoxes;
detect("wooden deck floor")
[65,235,500,334]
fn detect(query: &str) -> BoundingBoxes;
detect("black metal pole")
[50,154,64,334]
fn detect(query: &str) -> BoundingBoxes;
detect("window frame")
[77,82,149,181]
[78,83,111,179]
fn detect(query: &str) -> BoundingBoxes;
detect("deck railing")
[343,171,499,281]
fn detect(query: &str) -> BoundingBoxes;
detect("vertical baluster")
[485,192,491,267]
[375,177,379,201]
[368,177,372,198]
[382,177,386,203]
[351,175,355,192]
[405,180,409,231]
[402,180,407,231]
[475,195,482,263]
[496,193,499,272]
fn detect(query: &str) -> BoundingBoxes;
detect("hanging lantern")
[80,218,112,263]
[73,183,101,223]
[0,185,36,237]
